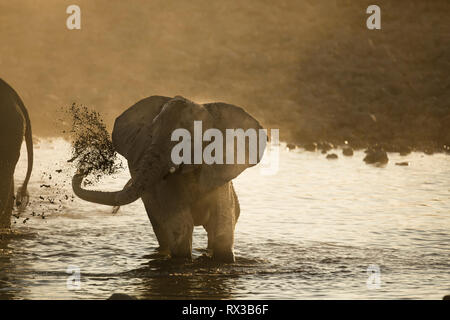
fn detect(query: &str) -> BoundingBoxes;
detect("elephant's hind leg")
[231,181,240,222]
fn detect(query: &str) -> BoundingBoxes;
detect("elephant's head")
[72,96,266,206]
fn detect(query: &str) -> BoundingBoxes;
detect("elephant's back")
[0,78,25,150]
[0,78,20,100]
[0,78,22,111]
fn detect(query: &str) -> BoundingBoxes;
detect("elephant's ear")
[112,96,171,161]
[198,102,267,191]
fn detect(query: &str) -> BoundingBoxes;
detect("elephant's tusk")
[76,168,87,176]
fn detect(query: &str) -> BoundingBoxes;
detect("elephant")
[72,95,266,262]
[0,78,33,229]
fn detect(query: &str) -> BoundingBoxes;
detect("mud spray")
[64,103,123,184]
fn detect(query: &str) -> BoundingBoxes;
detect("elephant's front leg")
[165,209,194,259]
[141,193,194,259]
[204,182,239,263]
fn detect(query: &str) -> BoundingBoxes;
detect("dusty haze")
[1,0,449,150]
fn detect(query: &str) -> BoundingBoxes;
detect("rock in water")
[318,141,333,153]
[342,147,354,156]
[286,143,296,150]
[395,161,409,166]
[398,145,412,156]
[363,145,388,164]
[108,293,138,300]
[303,142,317,152]
[424,148,434,155]
[326,153,338,159]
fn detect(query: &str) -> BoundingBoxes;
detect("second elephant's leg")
[0,177,14,229]
[7,181,13,218]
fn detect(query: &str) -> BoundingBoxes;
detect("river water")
[0,139,449,299]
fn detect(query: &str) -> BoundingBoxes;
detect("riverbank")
[3,1,448,154]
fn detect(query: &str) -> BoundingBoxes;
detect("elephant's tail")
[22,102,33,191]
[15,95,33,195]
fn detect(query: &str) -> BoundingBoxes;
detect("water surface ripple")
[1,140,449,299]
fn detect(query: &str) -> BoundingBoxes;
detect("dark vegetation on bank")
[286,1,450,154]
[1,1,449,154]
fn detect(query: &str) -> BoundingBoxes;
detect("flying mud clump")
[64,103,123,185]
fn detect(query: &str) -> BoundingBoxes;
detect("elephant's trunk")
[72,173,142,206]
[71,146,164,206]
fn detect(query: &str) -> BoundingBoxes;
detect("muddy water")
[0,139,449,299]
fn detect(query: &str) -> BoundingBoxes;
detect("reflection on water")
[1,139,449,299]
